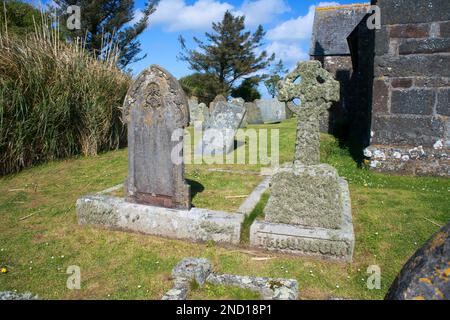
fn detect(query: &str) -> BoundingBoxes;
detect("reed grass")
[0,6,131,175]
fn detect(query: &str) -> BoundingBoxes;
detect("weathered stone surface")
[310,4,371,56]
[375,55,450,78]
[391,89,434,115]
[230,97,248,128]
[278,60,340,165]
[255,99,287,124]
[172,258,213,286]
[76,195,244,244]
[364,144,449,177]
[245,102,264,124]
[162,257,299,300]
[371,116,447,146]
[209,94,227,113]
[189,99,209,127]
[195,101,246,156]
[390,24,430,38]
[0,292,38,300]
[372,79,389,114]
[123,64,190,209]
[440,21,450,37]
[237,176,271,216]
[264,163,343,229]
[399,38,450,55]
[375,26,390,56]
[251,178,354,262]
[437,89,450,116]
[385,222,450,300]
[379,0,450,25]
[206,274,298,300]
[391,78,413,88]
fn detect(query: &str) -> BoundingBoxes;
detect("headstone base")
[250,178,354,262]
[76,195,243,244]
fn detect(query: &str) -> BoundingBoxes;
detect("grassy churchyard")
[1,117,448,300]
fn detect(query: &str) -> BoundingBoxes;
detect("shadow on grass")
[187,179,205,203]
[240,192,269,245]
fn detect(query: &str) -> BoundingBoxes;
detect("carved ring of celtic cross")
[277,60,340,115]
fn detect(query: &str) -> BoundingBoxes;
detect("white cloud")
[265,41,309,64]
[148,0,290,32]
[267,2,340,41]
[150,0,234,32]
[240,0,290,26]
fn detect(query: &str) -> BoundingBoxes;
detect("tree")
[0,0,42,36]
[231,77,261,102]
[178,11,274,96]
[179,73,222,104]
[51,0,158,69]
[264,59,288,98]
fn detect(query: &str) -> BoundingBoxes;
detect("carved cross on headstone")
[123,65,190,209]
[278,61,340,165]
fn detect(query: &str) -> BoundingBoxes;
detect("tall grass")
[0,11,131,175]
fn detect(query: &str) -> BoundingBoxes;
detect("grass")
[0,118,449,300]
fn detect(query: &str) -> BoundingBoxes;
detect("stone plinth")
[250,177,354,262]
[264,163,343,229]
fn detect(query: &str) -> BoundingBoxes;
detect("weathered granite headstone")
[230,97,248,128]
[255,98,287,123]
[189,97,209,127]
[195,101,246,156]
[246,101,264,124]
[385,222,450,300]
[123,64,190,209]
[250,61,355,261]
[209,94,227,113]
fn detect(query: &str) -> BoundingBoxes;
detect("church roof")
[310,4,371,56]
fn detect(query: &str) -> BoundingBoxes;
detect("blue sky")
[30,0,363,95]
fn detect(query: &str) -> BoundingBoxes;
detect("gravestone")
[209,94,227,113]
[195,101,246,156]
[230,97,248,128]
[189,97,209,127]
[250,61,354,261]
[386,222,450,300]
[123,65,190,209]
[255,98,287,123]
[246,101,264,124]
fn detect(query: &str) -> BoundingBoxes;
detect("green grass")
[0,118,449,300]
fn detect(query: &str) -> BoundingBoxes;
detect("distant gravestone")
[230,97,247,128]
[386,222,450,300]
[123,65,190,209]
[255,98,287,123]
[195,101,246,156]
[209,95,227,113]
[246,102,264,124]
[189,97,209,126]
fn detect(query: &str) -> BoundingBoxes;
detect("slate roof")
[310,4,371,56]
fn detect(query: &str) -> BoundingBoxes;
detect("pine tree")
[178,11,274,96]
[264,59,288,98]
[51,0,158,69]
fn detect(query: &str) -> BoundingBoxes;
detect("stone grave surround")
[76,64,267,245]
[195,100,246,156]
[250,60,355,262]
[162,258,298,300]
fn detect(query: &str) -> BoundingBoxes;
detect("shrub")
[0,19,131,175]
